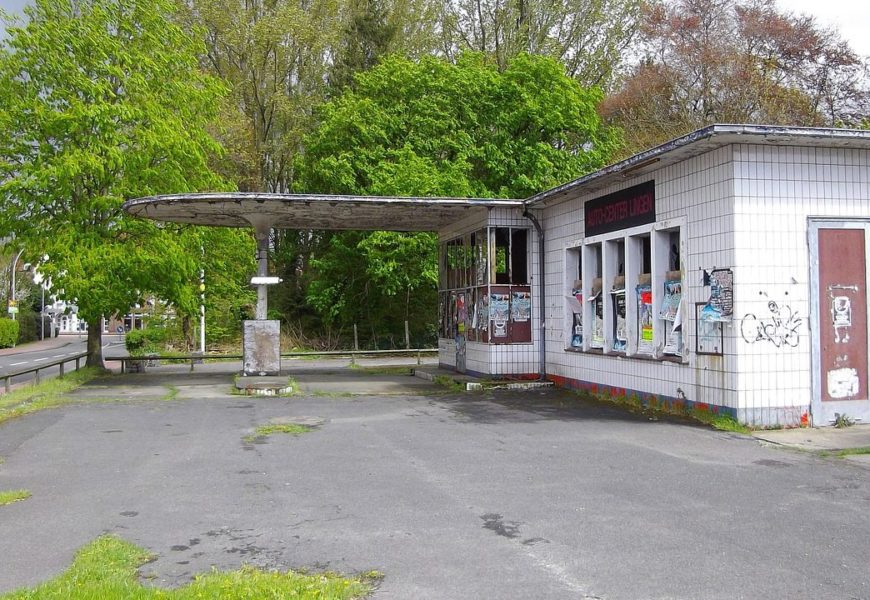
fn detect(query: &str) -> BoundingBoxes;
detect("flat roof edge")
[123,192,524,211]
[525,124,870,208]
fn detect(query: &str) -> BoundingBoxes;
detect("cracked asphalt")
[1,363,869,599]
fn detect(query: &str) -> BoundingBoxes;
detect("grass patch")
[0,489,31,506]
[432,375,465,394]
[244,423,313,443]
[0,534,376,599]
[691,408,752,434]
[572,388,753,434]
[0,368,103,425]
[162,384,179,402]
[349,365,413,376]
[836,446,870,457]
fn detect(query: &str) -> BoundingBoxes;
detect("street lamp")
[8,248,24,321]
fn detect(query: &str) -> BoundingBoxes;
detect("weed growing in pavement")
[0,489,31,506]
[432,375,465,393]
[0,534,376,599]
[836,446,870,457]
[243,423,313,443]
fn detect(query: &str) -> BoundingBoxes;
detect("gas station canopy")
[123,193,524,232]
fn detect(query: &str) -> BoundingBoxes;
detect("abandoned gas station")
[125,124,870,427]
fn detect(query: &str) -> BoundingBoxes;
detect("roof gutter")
[522,207,547,381]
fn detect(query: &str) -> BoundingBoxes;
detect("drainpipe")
[522,208,546,381]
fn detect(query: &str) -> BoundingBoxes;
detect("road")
[1,365,869,599]
[0,335,125,387]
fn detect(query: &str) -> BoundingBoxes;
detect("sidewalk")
[752,425,870,464]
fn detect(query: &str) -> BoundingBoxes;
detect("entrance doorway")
[809,220,870,425]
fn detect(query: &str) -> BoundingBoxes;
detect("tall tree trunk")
[182,316,192,350]
[86,318,104,368]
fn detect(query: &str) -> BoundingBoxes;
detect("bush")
[125,327,169,356]
[15,308,38,344]
[0,319,19,348]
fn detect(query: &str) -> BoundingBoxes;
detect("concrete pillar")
[243,216,281,376]
[255,226,269,319]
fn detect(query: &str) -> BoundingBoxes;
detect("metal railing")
[1,351,90,393]
[104,348,439,373]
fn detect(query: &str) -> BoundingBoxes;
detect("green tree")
[0,0,227,366]
[439,0,642,88]
[297,53,619,344]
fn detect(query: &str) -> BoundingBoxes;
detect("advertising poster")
[456,292,466,334]
[636,284,653,354]
[477,293,489,333]
[590,291,604,349]
[612,290,627,352]
[511,291,531,322]
[571,313,583,348]
[490,293,510,338]
[661,280,683,355]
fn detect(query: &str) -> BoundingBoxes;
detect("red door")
[818,228,867,404]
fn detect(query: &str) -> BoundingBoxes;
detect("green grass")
[244,423,313,443]
[836,446,870,457]
[432,375,465,393]
[0,368,103,425]
[0,534,376,599]
[162,385,179,402]
[349,365,413,376]
[0,489,31,506]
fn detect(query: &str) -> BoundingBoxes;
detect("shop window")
[567,224,683,359]
[585,243,604,349]
[635,234,653,355]
[655,227,683,356]
[439,228,531,345]
[608,239,626,352]
[566,246,583,348]
[491,228,528,285]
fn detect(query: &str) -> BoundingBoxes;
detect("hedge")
[0,319,20,348]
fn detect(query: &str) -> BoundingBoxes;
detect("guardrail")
[105,348,439,374]
[1,351,91,393]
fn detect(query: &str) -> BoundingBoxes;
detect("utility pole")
[8,248,24,321]
[199,245,205,353]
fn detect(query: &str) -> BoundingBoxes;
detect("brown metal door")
[818,228,867,403]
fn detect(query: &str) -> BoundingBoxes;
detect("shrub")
[125,327,168,356]
[125,329,146,353]
[0,319,19,348]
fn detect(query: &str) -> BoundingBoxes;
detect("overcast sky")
[1,0,869,57]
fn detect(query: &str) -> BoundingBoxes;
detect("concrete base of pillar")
[242,320,281,376]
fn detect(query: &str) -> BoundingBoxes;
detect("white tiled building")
[436,125,870,427]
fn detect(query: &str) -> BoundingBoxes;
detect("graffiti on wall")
[740,300,802,348]
[828,284,858,344]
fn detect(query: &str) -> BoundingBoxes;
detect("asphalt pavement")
[1,363,869,599]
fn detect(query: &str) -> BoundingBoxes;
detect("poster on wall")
[636,284,654,354]
[696,303,724,354]
[511,290,531,322]
[612,289,627,352]
[490,293,510,338]
[569,282,583,348]
[589,290,604,349]
[700,268,733,323]
[477,293,489,333]
[660,279,683,355]
[571,313,583,347]
[709,269,733,319]
[456,292,467,335]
